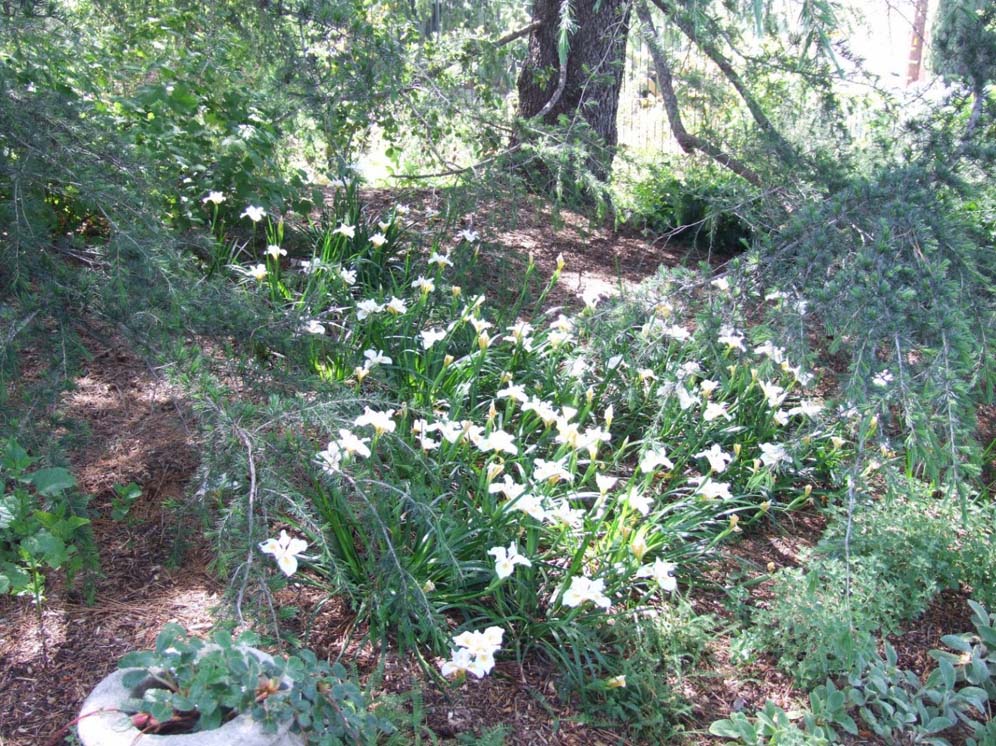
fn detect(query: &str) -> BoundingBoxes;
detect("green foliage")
[932,0,996,93]
[749,484,996,686]
[576,602,709,740]
[842,641,987,745]
[0,0,435,288]
[709,700,832,745]
[0,2,319,235]
[821,483,996,608]
[629,160,755,252]
[118,623,392,742]
[752,156,996,503]
[932,600,996,705]
[110,482,142,522]
[0,439,97,601]
[747,557,882,686]
[714,602,996,745]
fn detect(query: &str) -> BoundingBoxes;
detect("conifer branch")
[636,1,763,187]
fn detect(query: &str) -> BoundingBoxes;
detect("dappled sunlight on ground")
[0,323,217,746]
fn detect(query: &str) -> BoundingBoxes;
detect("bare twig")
[233,425,257,627]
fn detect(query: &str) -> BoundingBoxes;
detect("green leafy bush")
[843,641,988,745]
[750,484,996,686]
[630,161,755,253]
[580,601,710,741]
[710,700,832,745]
[714,601,996,745]
[820,484,996,608]
[117,623,391,742]
[0,439,96,601]
[747,557,882,686]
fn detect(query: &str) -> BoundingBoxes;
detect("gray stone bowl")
[76,647,304,746]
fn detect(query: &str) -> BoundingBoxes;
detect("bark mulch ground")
[0,323,217,746]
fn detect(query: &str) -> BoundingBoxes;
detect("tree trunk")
[906,0,929,85]
[515,0,632,180]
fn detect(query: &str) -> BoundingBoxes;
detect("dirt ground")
[0,193,981,745]
[0,322,217,745]
[357,186,724,313]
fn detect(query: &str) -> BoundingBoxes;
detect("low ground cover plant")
[114,623,390,742]
[713,600,996,745]
[0,438,96,603]
[747,484,996,687]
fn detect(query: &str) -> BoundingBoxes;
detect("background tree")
[512,0,845,195]
[632,0,845,190]
[931,0,996,138]
[906,0,930,85]
[515,0,633,179]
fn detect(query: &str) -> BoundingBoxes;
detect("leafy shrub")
[747,557,883,686]
[569,600,712,739]
[630,161,755,253]
[820,484,996,608]
[117,623,391,742]
[0,439,96,601]
[715,601,996,746]
[843,641,988,745]
[750,484,996,686]
[710,700,832,745]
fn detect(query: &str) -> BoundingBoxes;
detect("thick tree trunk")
[515,0,632,180]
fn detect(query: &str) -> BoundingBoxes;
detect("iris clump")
[214,190,842,696]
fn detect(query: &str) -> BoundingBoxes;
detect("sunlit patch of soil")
[0,322,217,746]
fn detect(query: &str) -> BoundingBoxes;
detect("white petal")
[276,553,299,576]
[287,537,308,555]
[258,539,280,555]
[495,559,513,579]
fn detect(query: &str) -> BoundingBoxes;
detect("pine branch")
[635,1,763,187]
[648,0,801,169]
